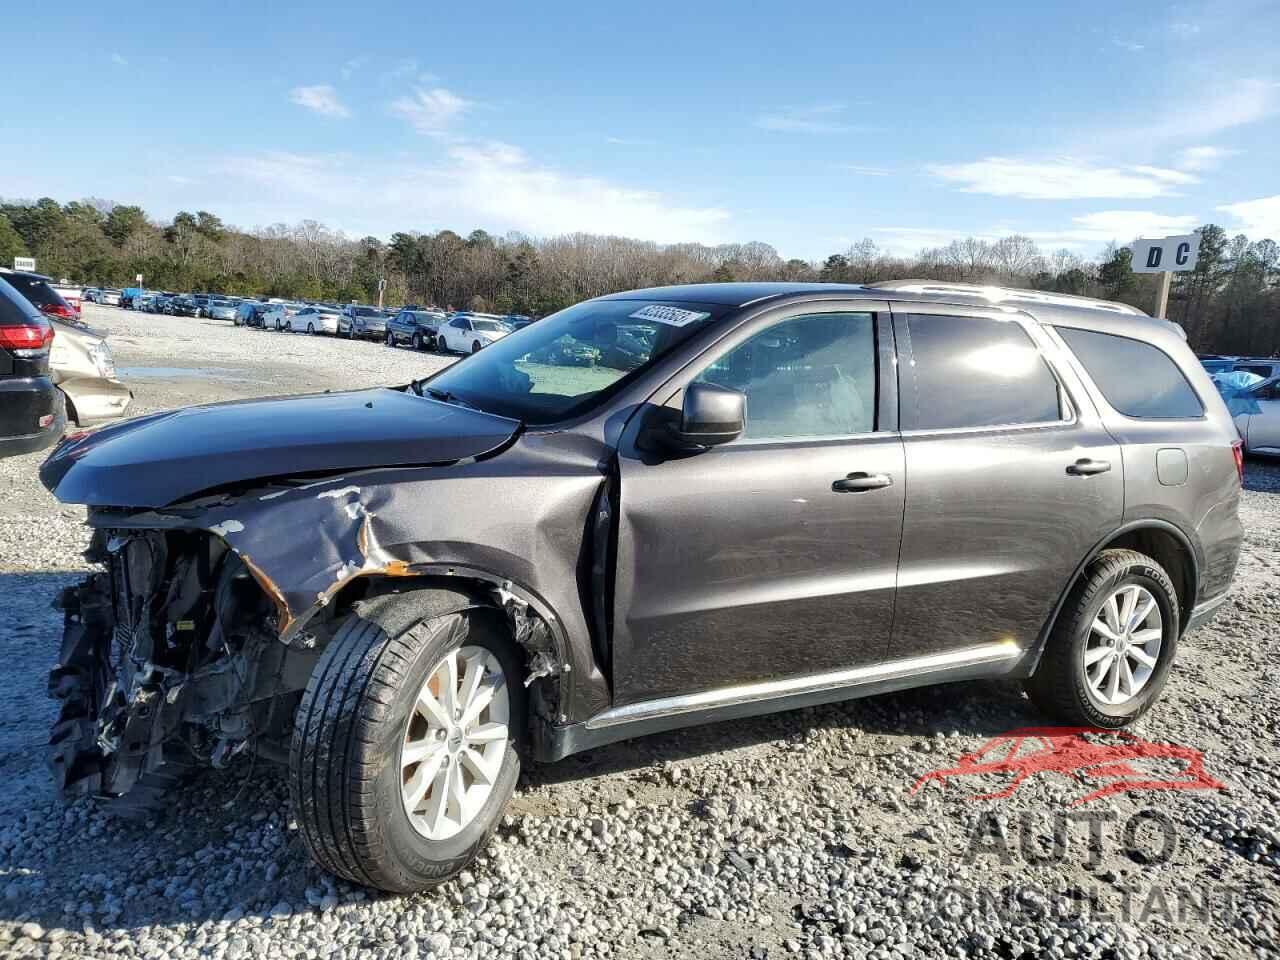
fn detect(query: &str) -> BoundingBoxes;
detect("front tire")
[1025,549,1179,728]
[386,330,396,348]
[308,322,316,335]
[290,594,523,893]
[471,340,482,354]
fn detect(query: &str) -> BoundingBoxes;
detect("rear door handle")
[832,472,893,492]
[1066,458,1112,476]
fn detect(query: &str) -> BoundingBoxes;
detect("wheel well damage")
[49,476,579,812]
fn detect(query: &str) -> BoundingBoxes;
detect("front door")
[612,304,904,707]
[888,305,1124,660]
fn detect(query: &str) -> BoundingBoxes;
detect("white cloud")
[1111,38,1145,52]
[756,103,852,134]
[215,143,730,244]
[1136,78,1278,142]
[1218,195,1280,240]
[167,174,195,186]
[1170,21,1201,37]
[110,52,128,66]
[1177,145,1239,171]
[340,57,366,80]
[288,85,351,119]
[927,156,1197,199]
[390,87,471,134]
[870,210,1199,257]
[836,164,890,176]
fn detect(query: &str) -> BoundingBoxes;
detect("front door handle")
[832,472,893,492]
[1066,458,1112,476]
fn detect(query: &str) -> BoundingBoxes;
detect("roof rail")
[867,279,1148,317]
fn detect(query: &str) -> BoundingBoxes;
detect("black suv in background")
[0,275,61,458]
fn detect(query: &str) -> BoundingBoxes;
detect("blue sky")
[2,0,1278,259]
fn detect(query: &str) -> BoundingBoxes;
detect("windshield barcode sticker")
[629,304,710,327]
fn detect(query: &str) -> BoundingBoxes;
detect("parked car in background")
[339,304,389,340]
[0,271,132,426]
[120,287,144,309]
[169,295,198,317]
[288,305,341,335]
[47,317,132,426]
[52,283,82,316]
[386,308,446,350]
[82,287,101,304]
[0,269,81,324]
[190,294,212,317]
[101,289,122,307]
[235,300,268,327]
[436,313,513,353]
[504,314,534,330]
[37,281,1243,893]
[206,298,239,322]
[0,274,61,458]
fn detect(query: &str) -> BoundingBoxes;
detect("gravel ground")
[1,305,1277,959]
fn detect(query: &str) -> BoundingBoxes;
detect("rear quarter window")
[1057,326,1203,419]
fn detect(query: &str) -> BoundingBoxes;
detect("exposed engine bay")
[48,528,315,810]
[47,519,566,813]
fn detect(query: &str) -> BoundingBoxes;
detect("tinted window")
[697,312,877,440]
[905,314,1061,430]
[1058,327,1203,419]
[2,273,62,309]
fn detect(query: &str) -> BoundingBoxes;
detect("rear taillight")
[0,317,54,352]
[39,303,78,322]
[1232,439,1245,485]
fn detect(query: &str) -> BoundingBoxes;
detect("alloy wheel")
[399,645,510,841]
[1083,584,1163,706]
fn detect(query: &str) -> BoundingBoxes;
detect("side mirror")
[667,382,745,449]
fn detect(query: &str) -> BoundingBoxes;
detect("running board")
[534,640,1023,762]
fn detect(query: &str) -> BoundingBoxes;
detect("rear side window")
[3,273,61,309]
[1058,327,1203,419]
[903,314,1062,430]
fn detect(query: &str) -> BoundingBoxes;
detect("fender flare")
[1023,518,1201,675]
[284,561,581,702]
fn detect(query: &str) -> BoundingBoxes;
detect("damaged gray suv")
[40,281,1243,893]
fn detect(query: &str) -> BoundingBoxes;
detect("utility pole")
[377,276,386,310]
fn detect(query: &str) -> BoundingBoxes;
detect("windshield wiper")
[424,386,478,410]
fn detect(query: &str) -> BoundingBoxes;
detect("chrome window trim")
[586,641,1021,730]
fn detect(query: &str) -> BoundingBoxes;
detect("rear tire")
[308,322,316,335]
[412,332,423,351]
[289,593,524,893]
[471,340,482,354]
[386,330,396,348]
[1025,549,1179,728]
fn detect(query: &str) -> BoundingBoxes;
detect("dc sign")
[1132,235,1199,273]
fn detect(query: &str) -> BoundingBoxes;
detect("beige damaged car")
[49,319,132,426]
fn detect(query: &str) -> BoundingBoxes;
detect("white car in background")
[287,305,341,335]
[206,298,239,322]
[436,314,513,354]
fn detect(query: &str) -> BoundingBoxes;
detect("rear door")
[888,304,1124,660]
[612,301,905,706]
[1245,380,1280,451]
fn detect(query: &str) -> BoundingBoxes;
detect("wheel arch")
[310,566,579,725]
[1025,519,1200,674]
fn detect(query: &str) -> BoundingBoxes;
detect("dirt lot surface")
[1,305,1277,959]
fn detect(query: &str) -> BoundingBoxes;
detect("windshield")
[353,306,378,317]
[473,319,506,333]
[423,298,723,423]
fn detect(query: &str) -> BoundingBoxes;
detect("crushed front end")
[47,523,318,813]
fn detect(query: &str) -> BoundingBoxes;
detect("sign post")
[1132,234,1200,319]
[377,277,387,310]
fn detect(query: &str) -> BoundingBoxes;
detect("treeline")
[1,196,1276,354]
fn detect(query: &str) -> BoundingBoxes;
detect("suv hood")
[40,387,520,507]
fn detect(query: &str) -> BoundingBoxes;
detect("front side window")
[904,313,1062,430]
[1057,326,1203,419]
[696,312,877,440]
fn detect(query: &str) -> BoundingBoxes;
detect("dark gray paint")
[41,282,1245,763]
